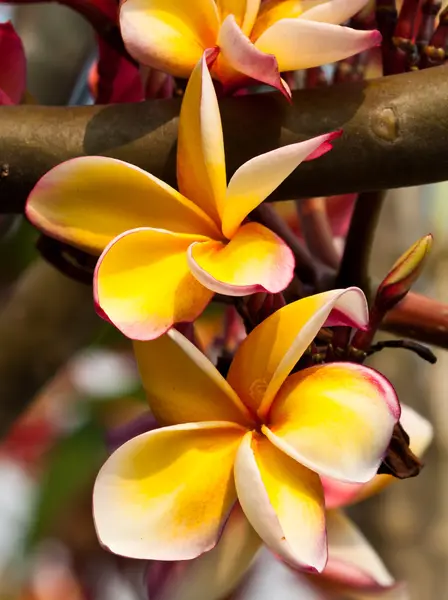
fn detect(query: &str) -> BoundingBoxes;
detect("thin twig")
[367,339,437,363]
[336,191,385,296]
[295,198,340,269]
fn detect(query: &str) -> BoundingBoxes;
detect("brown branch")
[336,191,385,296]
[296,198,340,269]
[2,65,448,212]
[0,259,102,438]
[381,291,448,349]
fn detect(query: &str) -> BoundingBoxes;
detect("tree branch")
[0,259,102,437]
[1,65,448,212]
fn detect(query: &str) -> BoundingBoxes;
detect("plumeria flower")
[120,0,382,97]
[93,288,400,573]
[0,21,26,105]
[142,404,431,600]
[26,53,339,341]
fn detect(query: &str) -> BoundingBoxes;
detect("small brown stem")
[381,291,448,349]
[296,198,340,269]
[335,191,385,296]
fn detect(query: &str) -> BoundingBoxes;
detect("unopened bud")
[375,234,433,310]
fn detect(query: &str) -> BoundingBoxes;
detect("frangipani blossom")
[120,0,381,97]
[26,53,339,340]
[0,21,26,105]
[93,288,400,573]
[144,404,432,600]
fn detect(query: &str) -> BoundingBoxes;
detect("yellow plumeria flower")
[93,288,400,571]
[25,53,339,340]
[119,0,381,96]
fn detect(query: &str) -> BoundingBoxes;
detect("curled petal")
[217,15,289,98]
[177,51,227,224]
[188,222,294,296]
[119,0,219,77]
[134,329,254,427]
[227,288,368,417]
[251,0,308,40]
[94,228,214,340]
[222,132,341,239]
[25,157,219,255]
[300,0,371,25]
[324,403,434,509]
[93,421,244,559]
[322,510,401,593]
[255,19,381,72]
[149,504,261,600]
[0,22,26,105]
[235,432,327,572]
[266,362,399,483]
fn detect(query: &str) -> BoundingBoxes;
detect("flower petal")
[149,504,261,600]
[227,288,368,417]
[300,0,370,25]
[26,157,219,255]
[324,403,434,509]
[322,510,398,592]
[119,0,219,77]
[265,362,399,483]
[233,548,328,600]
[94,227,214,340]
[222,132,341,239]
[255,19,381,72]
[93,421,244,560]
[133,328,254,426]
[188,222,294,296]
[217,0,261,34]
[251,0,308,40]
[235,431,327,572]
[0,22,26,105]
[177,51,227,225]
[217,15,289,98]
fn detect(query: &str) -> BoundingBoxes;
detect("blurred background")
[0,2,445,599]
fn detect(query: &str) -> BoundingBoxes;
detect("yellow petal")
[266,362,399,483]
[251,0,311,40]
[217,0,261,34]
[93,421,244,559]
[235,432,326,571]
[94,228,214,340]
[255,19,381,72]
[227,288,368,418]
[150,504,261,600]
[120,0,219,77]
[25,156,219,255]
[222,132,340,239]
[133,328,254,427]
[177,52,227,226]
[325,403,434,508]
[188,222,294,296]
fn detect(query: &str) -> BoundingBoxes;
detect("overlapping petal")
[25,157,219,255]
[227,288,368,417]
[0,22,26,105]
[251,0,311,40]
[133,329,254,426]
[177,50,227,225]
[188,222,294,296]
[217,15,289,99]
[255,19,381,72]
[235,432,327,571]
[265,363,399,483]
[222,132,341,239]
[300,0,370,25]
[149,504,262,600]
[322,510,396,591]
[217,0,261,34]
[119,0,219,77]
[324,404,434,509]
[93,421,244,559]
[94,228,214,340]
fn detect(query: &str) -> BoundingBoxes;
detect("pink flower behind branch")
[0,21,26,105]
